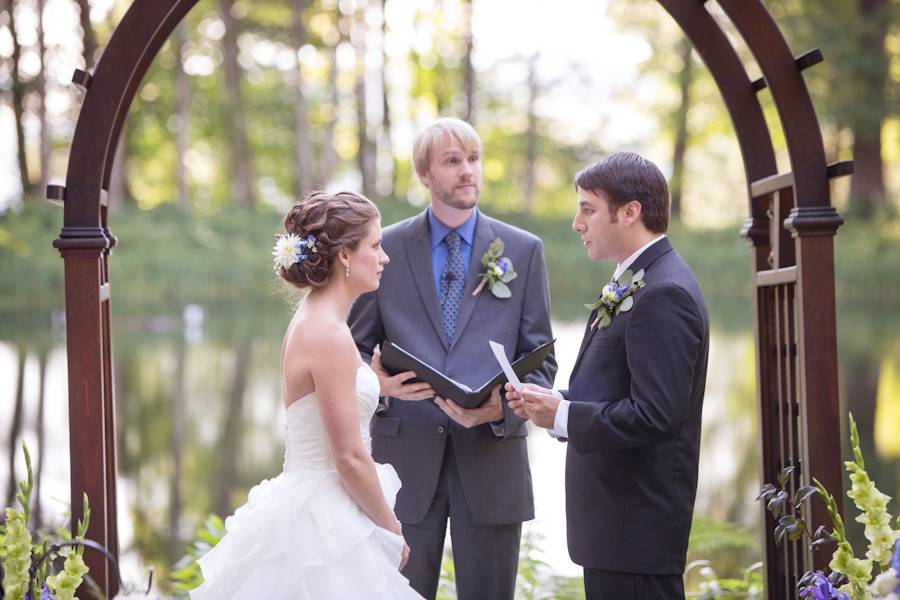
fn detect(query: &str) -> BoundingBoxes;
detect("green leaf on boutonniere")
[618,270,634,286]
[619,296,634,313]
[633,268,645,282]
[599,313,612,329]
[474,238,516,298]
[491,281,512,298]
[584,298,604,310]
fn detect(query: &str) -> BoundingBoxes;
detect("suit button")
[437,425,446,434]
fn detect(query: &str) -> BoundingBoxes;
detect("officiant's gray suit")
[349,208,556,600]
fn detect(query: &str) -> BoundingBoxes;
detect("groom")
[349,118,556,600]
[508,152,709,599]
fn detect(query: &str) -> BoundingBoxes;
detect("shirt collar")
[428,207,479,250]
[613,235,666,281]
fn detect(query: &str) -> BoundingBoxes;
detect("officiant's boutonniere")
[585,269,646,330]
[472,238,517,298]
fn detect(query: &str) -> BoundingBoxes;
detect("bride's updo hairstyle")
[277,191,380,289]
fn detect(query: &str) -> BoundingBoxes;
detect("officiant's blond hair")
[413,118,482,176]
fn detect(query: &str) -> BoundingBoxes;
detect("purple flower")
[799,572,849,600]
[40,584,54,600]
[891,539,900,573]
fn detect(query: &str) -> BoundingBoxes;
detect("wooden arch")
[51,1,852,597]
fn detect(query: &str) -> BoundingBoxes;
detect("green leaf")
[501,270,517,283]
[618,270,633,286]
[599,313,612,329]
[491,281,511,298]
[633,269,645,282]
[584,299,603,310]
[619,296,634,312]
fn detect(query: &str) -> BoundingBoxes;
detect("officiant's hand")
[433,384,503,428]
[505,382,554,420]
[372,347,435,400]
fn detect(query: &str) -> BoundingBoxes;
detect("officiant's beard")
[431,184,480,211]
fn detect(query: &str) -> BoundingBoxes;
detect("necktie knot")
[445,230,461,252]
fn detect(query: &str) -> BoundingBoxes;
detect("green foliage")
[686,560,764,599]
[0,446,92,600]
[169,514,226,596]
[688,517,758,557]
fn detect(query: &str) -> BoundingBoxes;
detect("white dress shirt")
[549,235,666,438]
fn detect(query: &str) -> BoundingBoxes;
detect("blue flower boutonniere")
[585,268,646,330]
[473,238,517,298]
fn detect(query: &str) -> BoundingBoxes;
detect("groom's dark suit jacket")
[561,237,709,575]
[350,209,556,525]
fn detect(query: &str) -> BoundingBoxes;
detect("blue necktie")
[440,230,466,346]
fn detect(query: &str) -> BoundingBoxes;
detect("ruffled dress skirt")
[190,463,422,599]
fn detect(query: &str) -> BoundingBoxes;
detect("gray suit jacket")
[349,209,556,525]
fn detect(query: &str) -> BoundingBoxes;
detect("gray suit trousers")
[401,438,521,600]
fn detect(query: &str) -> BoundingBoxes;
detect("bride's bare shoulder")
[283,310,356,367]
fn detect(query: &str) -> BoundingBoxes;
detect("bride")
[191,191,423,599]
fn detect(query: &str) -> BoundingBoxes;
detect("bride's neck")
[306,282,357,320]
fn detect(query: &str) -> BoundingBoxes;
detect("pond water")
[2,303,898,587]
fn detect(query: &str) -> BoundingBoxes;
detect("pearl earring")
[345,261,351,278]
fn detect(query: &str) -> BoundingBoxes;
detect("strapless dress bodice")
[282,364,380,472]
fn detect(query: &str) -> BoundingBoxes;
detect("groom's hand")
[433,384,504,428]
[505,382,554,420]
[372,347,435,400]
[513,386,559,429]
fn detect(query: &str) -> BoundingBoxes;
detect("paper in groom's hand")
[489,341,522,391]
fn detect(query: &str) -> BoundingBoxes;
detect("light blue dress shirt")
[428,208,478,298]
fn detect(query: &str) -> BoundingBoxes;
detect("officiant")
[349,117,556,600]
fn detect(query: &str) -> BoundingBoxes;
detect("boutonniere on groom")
[472,237,517,298]
[585,268,646,330]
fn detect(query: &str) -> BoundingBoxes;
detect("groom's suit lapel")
[569,237,675,380]
[452,213,495,348]
[404,211,450,351]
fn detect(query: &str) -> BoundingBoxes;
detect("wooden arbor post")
[52,1,848,598]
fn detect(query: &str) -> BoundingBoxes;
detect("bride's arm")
[310,334,402,536]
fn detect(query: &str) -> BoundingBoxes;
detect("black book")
[379,339,555,409]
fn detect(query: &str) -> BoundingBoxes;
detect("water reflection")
[2,308,899,588]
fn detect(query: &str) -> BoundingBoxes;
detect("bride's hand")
[399,541,410,570]
[372,347,435,400]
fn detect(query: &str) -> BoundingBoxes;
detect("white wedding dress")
[191,364,423,599]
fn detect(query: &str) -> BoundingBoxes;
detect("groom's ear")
[622,200,643,227]
[417,170,432,190]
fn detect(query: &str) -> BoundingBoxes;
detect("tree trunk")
[380,0,395,196]
[33,350,47,530]
[6,0,30,195]
[5,348,26,508]
[169,337,186,561]
[218,0,255,207]
[847,0,888,217]
[320,46,340,187]
[354,2,376,199]
[37,0,50,196]
[461,0,475,124]
[214,340,252,517]
[174,22,191,209]
[670,36,694,221]
[291,0,313,197]
[73,0,97,69]
[522,54,538,215]
[108,131,127,211]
